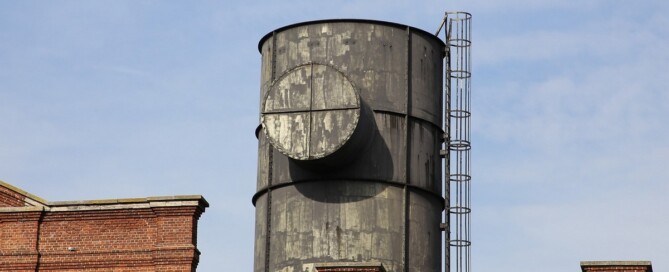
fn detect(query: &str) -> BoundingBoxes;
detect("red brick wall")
[0,203,205,272]
[0,185,26,207]
[0,210,41,272]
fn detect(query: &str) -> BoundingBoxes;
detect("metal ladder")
[437,11,472,272]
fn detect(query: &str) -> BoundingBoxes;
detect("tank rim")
[258,18,445,52]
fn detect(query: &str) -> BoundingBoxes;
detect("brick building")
[581,261,653,272]
[0,180,208,271]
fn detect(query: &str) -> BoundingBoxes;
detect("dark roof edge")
[258,19,445,52]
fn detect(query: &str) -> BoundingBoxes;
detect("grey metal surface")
[254,19,445,272]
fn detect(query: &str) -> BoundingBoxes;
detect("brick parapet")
[581,261,653,272]
[0,182,207,272]
[0,187,25,207]
[583,267,649,272]
[0,180,48,207]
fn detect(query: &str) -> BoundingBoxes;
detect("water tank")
[254,19,445,272]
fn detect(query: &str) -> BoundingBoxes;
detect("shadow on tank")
[292,111,394,203]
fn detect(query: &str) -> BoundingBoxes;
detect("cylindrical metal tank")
[254,19,445,272]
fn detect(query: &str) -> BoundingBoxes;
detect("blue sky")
[1,1,668,271]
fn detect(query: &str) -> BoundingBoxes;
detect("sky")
[1,1,668,271]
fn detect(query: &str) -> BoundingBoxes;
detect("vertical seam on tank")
[265,32,277,272]
[307,62,314,159]
[403,26,413,272]
[443,25,451,272]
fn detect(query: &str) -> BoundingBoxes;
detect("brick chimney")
[581,261,652,272]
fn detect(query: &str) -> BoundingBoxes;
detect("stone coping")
[49,195,208,207]
[0,180,49,205]
[0,206,45,213]
[581,261,652,266]
[1,180,208,213]
[581,261,652,272]
[1,196,208,213]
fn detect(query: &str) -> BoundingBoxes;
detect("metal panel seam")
[402,26,413,272]
[264,32,277,272]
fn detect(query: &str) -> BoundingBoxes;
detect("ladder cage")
[440,11,472,272]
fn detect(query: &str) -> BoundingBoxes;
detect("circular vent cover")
[261,63,360,160]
